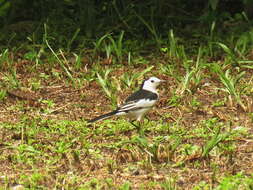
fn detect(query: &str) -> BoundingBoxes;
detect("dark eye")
[151,80,154,83]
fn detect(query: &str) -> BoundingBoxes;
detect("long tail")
[88,110,118,123]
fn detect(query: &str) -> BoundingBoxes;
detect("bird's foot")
[130,121,140,130]
[130,121,145,136]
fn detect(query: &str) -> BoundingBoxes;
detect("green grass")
[0,113,252,189]
[0,22,253,189]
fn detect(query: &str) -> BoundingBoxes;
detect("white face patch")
[142,77,163,93]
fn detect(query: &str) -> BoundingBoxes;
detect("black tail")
[88,110,118,123]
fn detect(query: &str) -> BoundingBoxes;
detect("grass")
[0,25,253,189]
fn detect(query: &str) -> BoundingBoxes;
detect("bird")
[88,76,164,124]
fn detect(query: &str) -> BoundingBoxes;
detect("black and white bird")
[88,77,164,123]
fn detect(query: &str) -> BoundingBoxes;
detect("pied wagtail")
[88,77,164,123]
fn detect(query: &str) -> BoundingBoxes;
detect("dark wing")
[125,89,158,103]
[116,89,158,113]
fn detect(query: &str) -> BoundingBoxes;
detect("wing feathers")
[88,110,118,123]
[88,90,158,123]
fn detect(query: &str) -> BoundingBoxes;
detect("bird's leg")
[130,120,146,136]
[130,120,140,130]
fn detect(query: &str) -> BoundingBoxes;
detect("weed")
[160,29,186,60]
[0,89,7,101]
[25,36,45,66]
[96,69,118,107]
[190,97,201,109]
[104,41,113,61]
[175,47,205,95]
[135,8,161,48]
[215,173,253,190]
[119,181,132,190]
[210,64,246,110]
[207,21,216,57]
[107,31,125,63]
[201,125,230,158]
[28,78,41,91]
[44,24,75,85]
[66,28,80,53]
[93,31,126,63]
[212,98,226,107]
[19,172,45,189]
[216,42,239,65]
[120,66,154,88]
[40,99,55,114]
[234,30,253,59]
[72,53,82,70]
[93,33,112,58]
[168,29,182,59]
[2,69,20,88]
[183,144,200,156]
[160,178,177,190]
[193,181,211,190]
[0,49,10,70]
[160,63,176,78]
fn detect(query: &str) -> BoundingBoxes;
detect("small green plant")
[211,64,246,110]
[93,31,126,63]
[135,8,161,48]
[107,31,125,63]
[176,67,195,95]
[193,181,211,190]
[40,99,56,114]
[207,21,216,57]
[3,69,20,88]
[44,24,75,85]
[72,53,82,70]
[0,89,7,101]
[93,33,112,57]
[212,98,226,107]
[54,140,72,154]
[217,29,253,64]
[168,29,179,59]
[160,178,178,190]
[234,30,253,59]
[160,29,187,60]
[167,93,182,107]
[119,181,132,190]
[160,63,177,79]
[190,97,201,109]
[216,42,239,64]
[202,125,230,158]
[183,144,200,156]
[66,28,80,52]
[25,36,45,66]
[215,173,253,190]
[96,69,118,107]
[24,49,41,65]
[0,48,10,70]
[104,41,112,61]
[176,47,204,95]
[120,66,154,88]
[29,78,41,91]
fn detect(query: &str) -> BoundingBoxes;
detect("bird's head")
[141,77,165,92]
